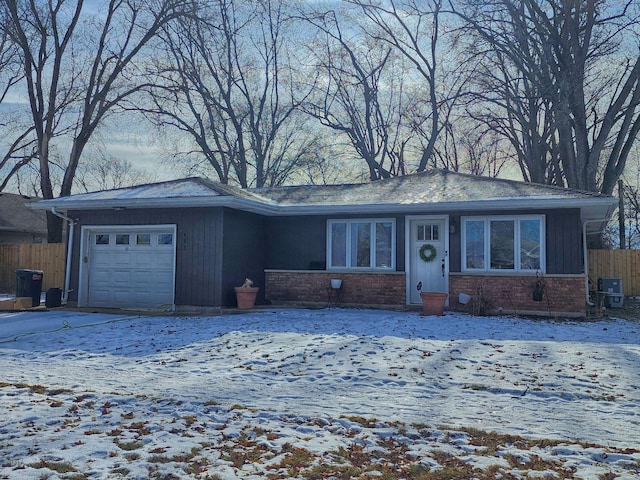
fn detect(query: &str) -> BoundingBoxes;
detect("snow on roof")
[29,170,616,218]
[47,177,238,202]
[251,169,609,206]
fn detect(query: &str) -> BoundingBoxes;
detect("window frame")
[327,218,396,270]
[461,215,545,273]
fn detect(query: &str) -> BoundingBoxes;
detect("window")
[520,219,542,270]
[417,224,439,241]
[136,233,151,245]
[462,216,544,272]
[490,220,514,269]
[95,234,109,245]
[331,223,347,267]
[328,219,395,270]
[116,234,130,245]
[158,233,173,245]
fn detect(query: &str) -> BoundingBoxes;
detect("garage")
[80,225,176,309]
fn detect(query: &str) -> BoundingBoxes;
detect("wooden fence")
[588,249,640,296]
[0,243,66,293]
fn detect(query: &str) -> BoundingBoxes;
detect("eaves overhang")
[271,197,617,216]
[28,196,279,215]
[30,194,618,219]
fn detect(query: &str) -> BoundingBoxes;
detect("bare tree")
[348,0,462,173]
[301,9,399,180]
[3,0,192,242]
[0,8,37,191]
[460,127,509,177]
[75,152,158,193]
[457,26,559,184]
[618,146,640,248]
[451,0,640,195]
[621,182,640,248]
[141,0,312,188]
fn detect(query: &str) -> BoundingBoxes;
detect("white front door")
[409,218,448,304]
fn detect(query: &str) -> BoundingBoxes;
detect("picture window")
[327,219,395,270]
[462,216,544,272]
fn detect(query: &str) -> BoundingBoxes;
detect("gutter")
[30,195,616,217]
[582,217,614,306]
[50,207,77,303]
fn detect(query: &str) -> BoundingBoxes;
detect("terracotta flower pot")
[420,292,448,316]
[234,287,259,309]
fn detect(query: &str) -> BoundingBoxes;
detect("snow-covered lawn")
[0,308,639,479]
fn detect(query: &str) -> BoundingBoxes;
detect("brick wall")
[450,274,586,315]
[265,270,406,306]
[265,270,586,315]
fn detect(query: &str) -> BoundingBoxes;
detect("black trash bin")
[16,269,44,307]
[45,287,62,308]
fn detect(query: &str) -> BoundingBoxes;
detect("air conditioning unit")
[598,278,624,308]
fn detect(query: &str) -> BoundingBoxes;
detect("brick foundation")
[265,270,406,306]
[449,274,586,316]
[265,270,587,316]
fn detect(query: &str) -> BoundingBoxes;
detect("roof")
[29,177,272,214]
[252,169,610,206]
[48,177,258,203]
[0,192,48,234]
[29,170,617,223]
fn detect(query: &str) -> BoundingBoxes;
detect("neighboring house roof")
[29,170,617,224]
[0,192,48,234]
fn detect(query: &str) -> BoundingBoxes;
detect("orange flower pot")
[420,292,448,316]
[234,287,259,309]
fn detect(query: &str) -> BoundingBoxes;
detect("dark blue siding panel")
[265,214,406,272]
[68,208,224,307]
[266,216,326,270]
[449,214,462,272]
[545,209,582,274]
[449,209,582,274]
[67,206,583,309]
[221,209,266,307]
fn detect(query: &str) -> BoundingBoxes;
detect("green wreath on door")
[419,243,437,262]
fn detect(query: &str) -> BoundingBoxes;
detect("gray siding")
[221,209,267,307]
[176,209,224,306]
[265,214,406,272]
[68,207,224,307]
[67,205,583,309]
[449,214,462,272]
[266,216,326,270]
[448,209,583,274]
[545,209,583,274]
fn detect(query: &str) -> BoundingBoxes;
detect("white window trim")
[327,218,396,270]
[461,215,545,273]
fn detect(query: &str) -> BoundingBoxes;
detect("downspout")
[582,218,613,306]
[51,207,76,303]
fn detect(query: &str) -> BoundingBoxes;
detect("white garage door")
[85,227,176,309]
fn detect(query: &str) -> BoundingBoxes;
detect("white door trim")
[78,224,177,308]
[405,215,450,305]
